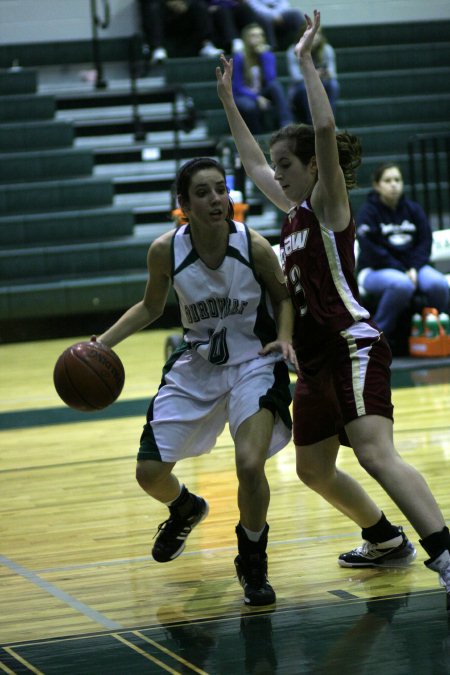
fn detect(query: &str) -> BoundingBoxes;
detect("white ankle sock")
[242,524,265,542]
[164,483,183,507]
[377,534,403,548]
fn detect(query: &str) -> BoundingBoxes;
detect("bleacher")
[0,64,200,339]
[0,20,449,341]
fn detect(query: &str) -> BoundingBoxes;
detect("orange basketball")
[53,340,125,412]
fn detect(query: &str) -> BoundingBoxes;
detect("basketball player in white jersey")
[96,156,297,606]
[217,9,450,612]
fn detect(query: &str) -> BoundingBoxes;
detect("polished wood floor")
[1,329,450,673]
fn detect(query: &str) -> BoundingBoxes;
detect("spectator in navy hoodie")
[232,23,293,134]
[356,163,449,345]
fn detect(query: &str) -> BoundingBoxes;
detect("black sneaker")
[152,488,209,563]
[235,554,275,606]
[235,523,275,606]
[338,530,416,568]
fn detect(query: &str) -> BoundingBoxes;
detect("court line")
[1,363,449,431]
[0,455,131,475]
[0,398,148,430]
[134,630,209,674]
[112,634,181,674]
[0,660,16,675]
[0,555,122,631]
[2,648,43,675]
[3,589,433,652]
[32,531,372,574]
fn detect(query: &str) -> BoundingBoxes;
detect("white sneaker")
[151,47,167,64]
[425,549,450,613]
[232,38,244,53]
[338,530,417,568]
[199,42,221,57]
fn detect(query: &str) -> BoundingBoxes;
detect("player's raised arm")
[216,54,291,213]
[296,10,349,229]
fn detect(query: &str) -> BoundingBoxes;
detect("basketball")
[53,340,125,412]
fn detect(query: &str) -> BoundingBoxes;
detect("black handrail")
[128,34,146,141]
[90,0,110,89]
[407,131,450,230]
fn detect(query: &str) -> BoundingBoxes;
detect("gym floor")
[1,329,450,674]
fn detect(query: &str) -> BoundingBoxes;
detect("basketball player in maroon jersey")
[217,9,450,611]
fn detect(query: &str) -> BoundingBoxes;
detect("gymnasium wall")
[1,0,449,45]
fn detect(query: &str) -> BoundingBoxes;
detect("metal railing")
[408,131,450,230]
[89,0,110,89]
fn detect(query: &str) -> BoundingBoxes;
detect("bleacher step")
[0,147,93,183]
[0,176,114,215]
[0,119,74,152]
[0,207,134,246]
[93,140,217,164]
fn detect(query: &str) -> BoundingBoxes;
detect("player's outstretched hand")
[295,9,321,60]
[216,54,233,103]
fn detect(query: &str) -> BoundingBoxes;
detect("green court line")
[0,397,148,430]
[1,359,448,431]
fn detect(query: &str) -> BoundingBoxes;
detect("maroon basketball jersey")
[280,199,370,360]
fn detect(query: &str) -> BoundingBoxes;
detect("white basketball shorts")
[137,347,292,463]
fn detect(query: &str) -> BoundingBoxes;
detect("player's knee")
[236,456,265,489]
[296,459,333,489]
[135,463,150,489]
[355,449,384,479]
[135,461,160,490]
[296,463,319,488]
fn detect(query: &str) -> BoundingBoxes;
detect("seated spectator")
[207,0,259,54]
[138,0,221,64]
[356,162,449,349]
[232,23,293,134]
[244,0,303,50]
[287,23,339,123]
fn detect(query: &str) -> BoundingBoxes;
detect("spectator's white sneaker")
[199,42,221,57]
[152,47,168,64]
[232,38,244,53]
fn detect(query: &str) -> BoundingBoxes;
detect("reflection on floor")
[391,357,450,389]
[3,591,449,674]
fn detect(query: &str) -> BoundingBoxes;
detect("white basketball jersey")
[172,220,278,366]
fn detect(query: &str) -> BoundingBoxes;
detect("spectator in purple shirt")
[232,23,293,133]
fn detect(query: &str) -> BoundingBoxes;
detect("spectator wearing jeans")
[356,162,449,348]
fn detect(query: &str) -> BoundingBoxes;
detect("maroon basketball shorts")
[293,321,394,447]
